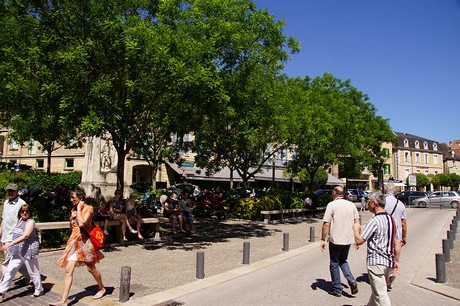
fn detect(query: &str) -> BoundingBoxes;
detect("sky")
[253,0,460,144]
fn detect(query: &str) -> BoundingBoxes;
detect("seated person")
[93,201,111,235]
[163,193,183,234]
[108,190,137,241]
[179,191,193,234]
[125,193,143,240]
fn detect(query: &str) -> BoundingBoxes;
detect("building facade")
[392,132,444,181]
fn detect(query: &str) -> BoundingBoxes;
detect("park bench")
[36,217,167,244]
[260,207,326,224]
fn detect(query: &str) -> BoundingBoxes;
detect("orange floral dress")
[56,204,104,267]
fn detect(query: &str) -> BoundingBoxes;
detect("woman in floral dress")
[50,187,105,306]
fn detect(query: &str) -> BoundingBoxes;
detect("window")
[36,159,44,169]
[28,140,37,155]
[404,152,410,162]
[403,139,409,147]
[65,158,74,170]
[415,141,419,149]
[10,140,19,150]
[423,142,428,149]
[415,153,420,163]
[424,154,428,164]
[384,164,391,175]
[433,143,438,150]
[433,154,438,165]
[383,148,390,158]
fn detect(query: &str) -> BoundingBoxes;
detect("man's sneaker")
[327,290,341,297]
[350,281,358,295]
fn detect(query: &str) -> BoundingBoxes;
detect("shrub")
[232,195,282,221]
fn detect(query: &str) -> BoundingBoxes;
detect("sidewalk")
[1,208,460,305]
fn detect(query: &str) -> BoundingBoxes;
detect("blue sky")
[253,0,460,144]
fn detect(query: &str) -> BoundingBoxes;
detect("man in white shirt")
[0,183,27,278]
[321,186,360,297]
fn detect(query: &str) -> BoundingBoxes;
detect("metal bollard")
[196,251,205,279]
[309,226,315,242]
[119,266,131,303]
[243,241,250,264]
[283,232,289,251]
[447,230,454,249]
[450,224,456,239]
[359,213,362,225]
[440,204,443,210]
[436,253,446,283]
[443,239,451,263]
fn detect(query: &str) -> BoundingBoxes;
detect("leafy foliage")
[232,196,282,220]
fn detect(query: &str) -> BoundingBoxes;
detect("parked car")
[313,189,333,206]
[345,190,358,202]
[412,191,460,208]
[349,189,366,201]
[394,191,428,206]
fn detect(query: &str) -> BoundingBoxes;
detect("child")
[93,201,111,235]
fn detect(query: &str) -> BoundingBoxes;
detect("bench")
[260,207,326,224]
[36,217,166,244]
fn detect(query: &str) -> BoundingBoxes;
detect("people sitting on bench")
[125,193,144,240]
[108,190,137,241]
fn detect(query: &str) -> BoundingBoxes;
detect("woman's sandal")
[130,229,137,234]
[93,288,106,299]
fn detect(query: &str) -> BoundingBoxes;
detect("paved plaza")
[0,207,459,305]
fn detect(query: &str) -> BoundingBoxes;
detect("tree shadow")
[142,218,311,251]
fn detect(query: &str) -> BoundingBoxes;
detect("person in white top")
[384,182,407,291]
[321,186,360,297]
[0,183,28,279]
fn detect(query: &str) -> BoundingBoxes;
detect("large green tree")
[0,0,82,174]
[285,74,396,191]
[3,0,293,191]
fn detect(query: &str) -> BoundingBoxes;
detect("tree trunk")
[46,149,52,175]
[116,146,127,191]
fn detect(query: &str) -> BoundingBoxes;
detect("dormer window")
[404,139,409,147]
[414,140,420,149]
[433,143,437,150]
[423,142,428,149]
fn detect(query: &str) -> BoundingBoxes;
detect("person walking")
[384,182,407,290]
[353,191,397,306]
[0,204,43,302]
[50,187,105,306]
[0,183,29,279]
[320,186,359,297]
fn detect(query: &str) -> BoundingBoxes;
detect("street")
[161,208,459,306]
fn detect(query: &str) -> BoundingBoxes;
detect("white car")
[412,191,460,208]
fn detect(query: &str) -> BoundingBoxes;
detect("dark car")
[394,191,428,206]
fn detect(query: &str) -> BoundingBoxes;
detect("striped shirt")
[361,212,396,267]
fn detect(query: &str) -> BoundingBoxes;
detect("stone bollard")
[243,241,250,264]
[309,226,315,243]
[196,251,205,279]
[436,253,446,283]
[447,230,454,249]
[443,239,451,263]
[450,224,456,239]
[283,233,289,251]
[119,266,131,303]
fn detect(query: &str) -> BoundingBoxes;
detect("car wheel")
[418,201,427,207]
[450,201,459,209]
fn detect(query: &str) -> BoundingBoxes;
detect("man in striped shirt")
[353,191,397,306]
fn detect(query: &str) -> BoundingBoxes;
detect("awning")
[325,174,346,186]
[166,162,293,183]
